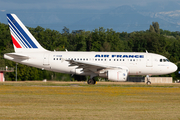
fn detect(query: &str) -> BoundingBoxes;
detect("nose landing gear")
[146,75,151,85]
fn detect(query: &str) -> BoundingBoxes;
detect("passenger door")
[146,55,153,67]
[43,54,50,66]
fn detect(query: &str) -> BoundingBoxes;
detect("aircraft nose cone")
[172,63,178,73]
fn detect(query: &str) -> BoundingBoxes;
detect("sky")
[1,0,180,32]
[0,0,177,11]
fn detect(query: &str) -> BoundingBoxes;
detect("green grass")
[0,81,180,120]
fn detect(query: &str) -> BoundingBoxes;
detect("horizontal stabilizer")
[5,53,29,59]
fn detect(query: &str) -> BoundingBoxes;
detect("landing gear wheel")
[87,79,96,85]
[146,81,151,85]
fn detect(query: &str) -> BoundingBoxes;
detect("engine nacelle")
[107,69,128,81]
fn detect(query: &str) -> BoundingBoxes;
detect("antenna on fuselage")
[146,50,148,53]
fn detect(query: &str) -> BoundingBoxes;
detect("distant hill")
[69,5,172,32]
[1,1,180,33]
[69,2,180,32]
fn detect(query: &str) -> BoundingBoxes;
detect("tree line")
[0,22,180,81]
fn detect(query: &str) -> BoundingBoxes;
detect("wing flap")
[67,60,107,69]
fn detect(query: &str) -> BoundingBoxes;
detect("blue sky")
[0,0,177,11]
[1,0,180,32]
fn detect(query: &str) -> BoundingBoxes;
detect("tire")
[146,81,151,85]
[87,79,96,85]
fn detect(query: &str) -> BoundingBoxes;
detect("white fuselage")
[4,51,177,77]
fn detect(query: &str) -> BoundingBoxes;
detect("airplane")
[4,14,178,84]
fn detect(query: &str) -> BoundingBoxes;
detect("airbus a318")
[4,14,177,84]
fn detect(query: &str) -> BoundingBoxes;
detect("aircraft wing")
[66,59,124,74]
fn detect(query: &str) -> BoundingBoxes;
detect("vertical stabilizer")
[7,14,47,53]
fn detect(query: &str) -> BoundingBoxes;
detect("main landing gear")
[87,78,96,85]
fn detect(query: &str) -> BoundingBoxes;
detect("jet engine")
[107,69,128,81]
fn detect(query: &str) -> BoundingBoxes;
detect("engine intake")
[107,69,128,81]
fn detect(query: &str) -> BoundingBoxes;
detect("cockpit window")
[160,59,170,62]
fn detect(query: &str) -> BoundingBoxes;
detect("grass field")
[0,81,180,120]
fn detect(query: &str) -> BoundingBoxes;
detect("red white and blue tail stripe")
[7,14,46,52]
